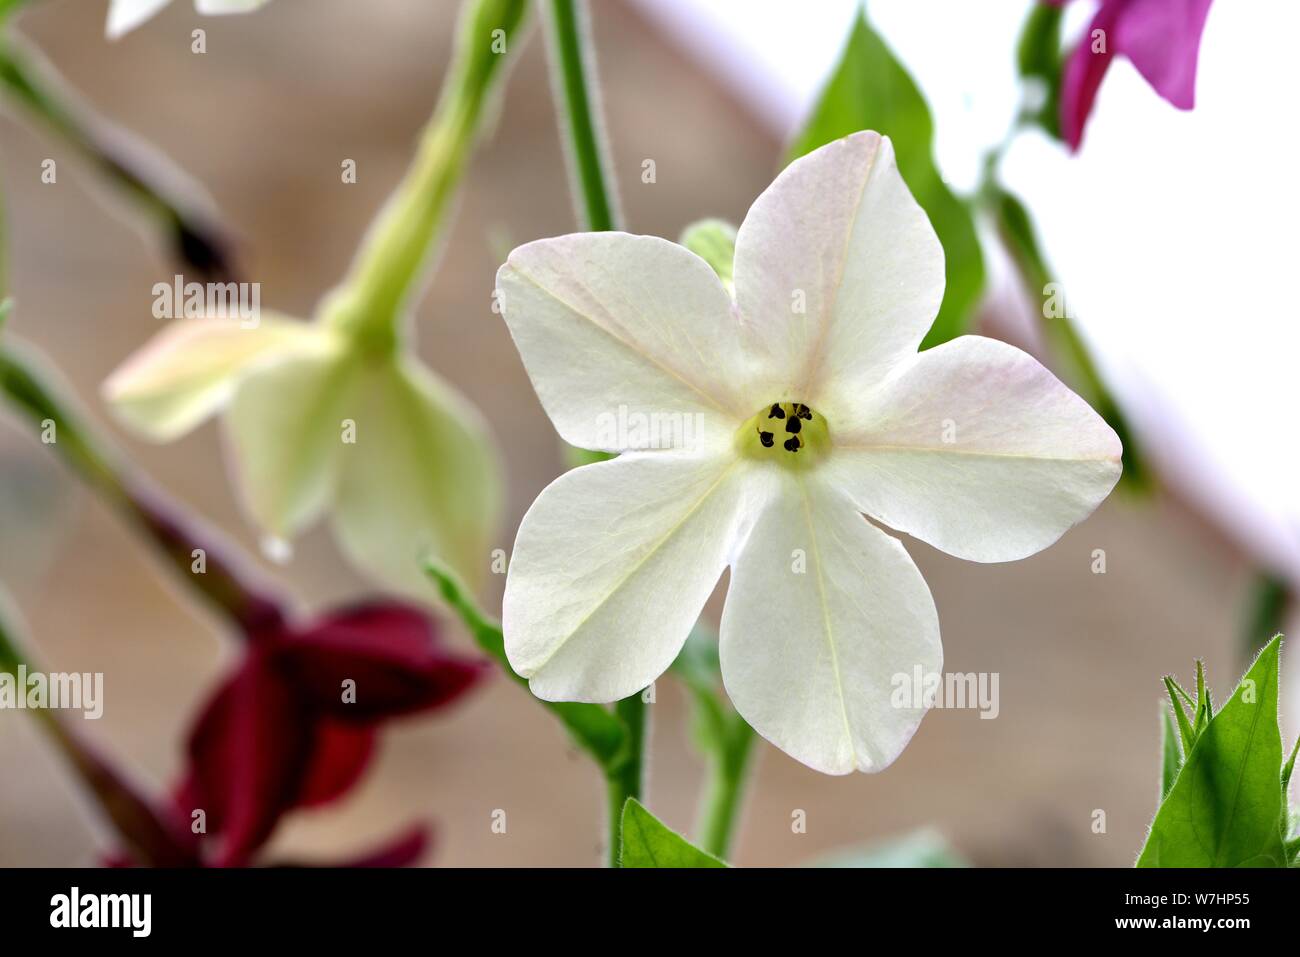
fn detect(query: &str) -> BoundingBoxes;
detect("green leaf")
[680,219,736,295]
[1190,657,1211,722]
[787,6,983,349]
[1163,676,1197,756]
[808,828,966,868]
[1166,675,1196,711]
[1283,734,1299,794]
[1138,637,1288,867]
[1160,707,1182,801]
[618,798,727,868]
[423,559,627,765]
[1194,659,1213,732]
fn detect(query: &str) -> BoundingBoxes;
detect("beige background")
[0,0,1264,866]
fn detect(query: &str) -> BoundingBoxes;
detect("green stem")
[544,0,620,231]
[323,0,529,349]
[545,0,640,867]
[0,342,286,633]
[0,33,237,280]
[695,720,756,859]
[425,560,627,766]
[605,692,646,866]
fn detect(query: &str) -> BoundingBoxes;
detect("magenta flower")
[1052,0,1214,149]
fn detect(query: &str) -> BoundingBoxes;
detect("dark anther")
[783,437,801,452]
[785,416,802,435]
[795,404,812,420]
[759,430,775,448]
[768,404,785,419]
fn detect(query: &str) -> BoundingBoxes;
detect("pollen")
[739,401,828,466]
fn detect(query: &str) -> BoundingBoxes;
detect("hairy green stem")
[694,719,756,859]
[544,0,620,231]
[324,0,529,350]
[606,692,646,866]
[0,33,237,280]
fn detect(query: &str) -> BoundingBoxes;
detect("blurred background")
[0,0,1295,866]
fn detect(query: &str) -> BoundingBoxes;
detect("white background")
[633,0,1300,586]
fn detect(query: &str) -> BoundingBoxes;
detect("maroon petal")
[184,653,315,866]
[275,601,487,721]
[296,718,376,808]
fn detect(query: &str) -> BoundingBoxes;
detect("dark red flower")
[172,600,486,866]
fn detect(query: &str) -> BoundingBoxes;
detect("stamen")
[740,400,826,464]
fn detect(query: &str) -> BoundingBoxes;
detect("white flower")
[107,0,269,40]
[495,131,1121,775]
[102,314,500,598]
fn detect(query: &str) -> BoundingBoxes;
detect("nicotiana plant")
[495,130,1121,774]
[102,0,529,597]
[1,0,1282,871]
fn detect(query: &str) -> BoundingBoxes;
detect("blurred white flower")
[103,315,500,598]
[495,131,1121,774]
[107,0,270,39]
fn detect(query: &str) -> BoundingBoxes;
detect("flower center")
[738,401,829,466]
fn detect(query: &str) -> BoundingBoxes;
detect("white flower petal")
[103,317,321,441]
[497,233,752,453]
[731,131,944,417]
[720,472,941,775]
[825,335,1122,563]
[504,452,754,702]
[332,356,502,596]
[224,347,357,539]
[106,0,171,38]
[195,0,269,13]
